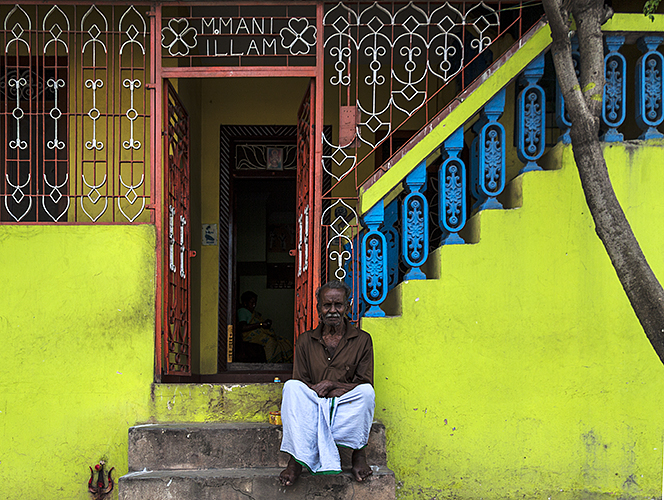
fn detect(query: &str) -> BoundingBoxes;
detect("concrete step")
[128,422,388,471]
[119,466,395,500]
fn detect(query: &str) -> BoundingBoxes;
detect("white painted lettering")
[220,17,232,34]
[230,39,244,56]
[252,18,264,35]
[201,18,215,35]
[214,39,228,57]
[263,38,277,55]
[236,18,249,35]
[247,39,260,55]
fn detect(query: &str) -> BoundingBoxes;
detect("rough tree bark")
[541,0,664,363]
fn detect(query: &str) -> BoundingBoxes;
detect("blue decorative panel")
[602,35,626,142]
[439,126,466,244]
[517,53,545,173]
[402,161,428,280]
[636,35,664,140]
[361,203,387,317]
[477,89,505,210]
[556,39,580,144]
[344,236,366,322]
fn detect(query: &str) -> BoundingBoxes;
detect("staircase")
[119,421,395,499]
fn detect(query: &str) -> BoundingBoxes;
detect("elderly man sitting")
[279,280,375,486]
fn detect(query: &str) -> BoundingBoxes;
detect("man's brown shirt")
[292,318,373,386]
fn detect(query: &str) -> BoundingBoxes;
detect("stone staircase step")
[119,466,395,500]
[128,422,388,471]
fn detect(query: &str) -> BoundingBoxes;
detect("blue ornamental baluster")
[636,35,664,140]
[343,236,366,322]
[361,202,388,317]
[556,39,580,144]
[439,126,466,244]
[470,116,486,210]
[478,88,506,210]
[602,35,626,142]
[383,197,400,291]
[517,53,546,173]
[402,160,428,280]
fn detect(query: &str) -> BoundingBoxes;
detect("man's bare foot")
[279,456,302,486]
[351,448,373,482]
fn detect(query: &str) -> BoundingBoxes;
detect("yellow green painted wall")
[363,142,664,499]
[0,225,156,500]
[0,224,283,499]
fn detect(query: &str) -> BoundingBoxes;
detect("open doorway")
[169,77,316,382]
[225,125,299,370]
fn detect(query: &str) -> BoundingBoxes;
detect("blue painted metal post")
[343,236,366,322]
[556,39,579,144]
[439,126,466,244]
[383,197,400,291]
[361,202,388,317]
[517,53,546,174]
[470,116,486,210]
[478,88,506,210]
[636,35,664,140]
[402,160,428,280]
[602,35,626,142]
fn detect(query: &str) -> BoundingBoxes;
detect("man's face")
[318,288,349,327]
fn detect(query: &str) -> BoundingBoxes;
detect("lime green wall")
[363,142,664,499]
[0,225,156,500]
[0,224,285,499]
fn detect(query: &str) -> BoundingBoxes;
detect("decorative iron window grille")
[0,4,151,223]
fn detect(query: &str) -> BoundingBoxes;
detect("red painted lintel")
[161,66,316,79]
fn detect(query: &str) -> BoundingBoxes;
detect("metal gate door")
[162,81,192,376]
[294,79,316,339]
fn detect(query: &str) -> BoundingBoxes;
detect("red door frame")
[151,2,325,380]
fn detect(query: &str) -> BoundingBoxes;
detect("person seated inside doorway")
[237,291,293,364]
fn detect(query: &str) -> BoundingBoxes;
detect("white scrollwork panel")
[391,3,428,116]
[43,173,69,222]
[465,2,499,53]
[169,206,176,273]
[356,3,393,147]
[8,77,27,151]
[47,78,66,151]
[179,215,187,279]
[4,4,31,54]
[5,173,31,222]
[323,3,358,87]
[297,213,303,277]
[81,5,108,67]
[81,173,108,222]
[323,199,359,281]
[303,205,310,273]
[123,78,142,150]
[118,173,145,222]
[43,5,70,55]
[84,79,104,151]
[119,6,147,56]
[322,134,357,183]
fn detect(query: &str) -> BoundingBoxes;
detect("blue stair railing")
[357,25,664,318]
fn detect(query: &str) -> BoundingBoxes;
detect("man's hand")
[327,388,348,398]
[311,380,336,397]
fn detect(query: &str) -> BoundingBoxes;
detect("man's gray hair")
[315,280,352,305]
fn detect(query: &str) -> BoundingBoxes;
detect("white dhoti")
[280,379,375,474]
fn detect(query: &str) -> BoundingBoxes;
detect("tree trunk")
[542,0,664,363]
